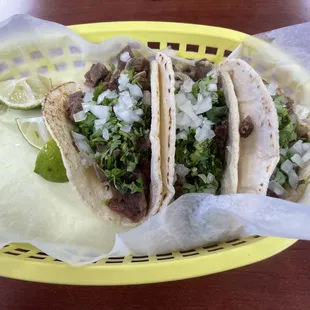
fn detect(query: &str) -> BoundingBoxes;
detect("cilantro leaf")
[92,81,105,102]
[76,113,97,137]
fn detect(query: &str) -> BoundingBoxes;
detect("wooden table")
[1,0,310,309]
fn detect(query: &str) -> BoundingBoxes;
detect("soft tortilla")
[156,53,239,199]
[43,60,163,224]
[219,70,240,194]
[220,59,280,195]
[156,52,176,207]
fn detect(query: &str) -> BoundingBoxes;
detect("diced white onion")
[73,110,87,122]
[186,93,196,104]
[281,159,294,175]
[118,74,130,91]
[83,90,94,103]
[289,140,303,156]
[194,94,212,115]
[134,108,144,116]
[269,180,286,196]
[295,105,309,120]
[288,170,299,190]
[94,119,108,132]
[97,89,118,104]
[181,77,195,93]
[175,164,190,178]
[128,84,143,98]
[82,101,96,113]
[120,51,131,62]
[207,83,217,92]
[302,143,310,153]
[267,83,278,96]
[280,148,288,156]
[206,173,215,184]
[102,128,109,140]
[195,126,215,143]
[291,154,305,168]
[302,151,310,164]
[120,124,132,133]
[90,105,111,120]
[71,131,94,155]
[80,153,95,168]
[207,70,218,80]
[118,90,136,108]
[176,130,188,140]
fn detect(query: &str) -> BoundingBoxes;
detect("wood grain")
[0,0,310,309]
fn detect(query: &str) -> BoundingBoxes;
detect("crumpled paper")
[1,15,310,265]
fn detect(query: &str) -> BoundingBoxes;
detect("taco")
[156,52,240,204]
[43,46,163,224]
[220,59,310,201]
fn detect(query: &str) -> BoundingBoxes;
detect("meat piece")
[139,157,151,191]
[182,65,197,81]
[84,63,109,88]
[267,189,279,198]
[239,116,254,138]
[103,72,112,82]
[117,46,134,70]
[129,56,150,74]
[215,120,228,145]
[93,163,108,182]
[66,91,84,121]
[108,69,120,90]
[195,59,213,79]
[174,176,184,199]
[286,97,294,114]
[109,191,148,222]
[132,71,150,90]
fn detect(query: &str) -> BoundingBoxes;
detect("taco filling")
[66,46,152,222]
[172,60,231,198]
[268,87,310,200]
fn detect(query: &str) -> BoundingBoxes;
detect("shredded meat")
[195,59,213,80]
[117,46,134,70]
[66,91,84,121]
[215,120,229,146]
[239,116,254,138]
[84,63,109,88]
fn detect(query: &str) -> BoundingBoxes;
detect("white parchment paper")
[1,15,310,265]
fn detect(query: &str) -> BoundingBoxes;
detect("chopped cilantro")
[93,81,105,102]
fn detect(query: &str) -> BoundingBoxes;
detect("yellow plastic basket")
[0,22,297,285]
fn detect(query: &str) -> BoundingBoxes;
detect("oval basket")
[0,21,296,285]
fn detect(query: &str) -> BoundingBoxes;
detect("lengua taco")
[43,46,163,224]
[220,59,310,202]
[156,52,241,205]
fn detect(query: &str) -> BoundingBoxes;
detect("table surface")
[1,0,310,309]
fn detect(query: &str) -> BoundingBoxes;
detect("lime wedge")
[34,140,68,183]
[16,117,52,150]
[0,76,52,109]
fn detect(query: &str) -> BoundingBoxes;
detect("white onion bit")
[269,180,286,196]
[291,154,305,168]
[73,110,87,122]
[281,159,294,175]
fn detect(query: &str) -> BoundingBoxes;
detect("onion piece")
[102,128,109,140]
[73,110,87,122]
[94,119,108,132]
[90,105,111,120]
[288,170,299,190]
[295,105,309,120]
[291,154,305,168]
[280,148,288,156]
[181,77,195,93]
[175,164,190,178]
[120,124,132,133]
[289,140,303,156]
[267,83,278,96]
[71,131,94,168]
[207,83,217,92]
[83,90,94,103]
[128,84,143,98]
[176,130,188,140]
[302,151,310,164]
[118,74,130,91]
[206,173,215,184]
[82,101,96,113]
[269,180,286,196]
[97,89,118,104]
[194,94,212,115]
[302,143,310,153]
[281,159,294,175]
[143,91,151,106]
[120,51,131,62]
